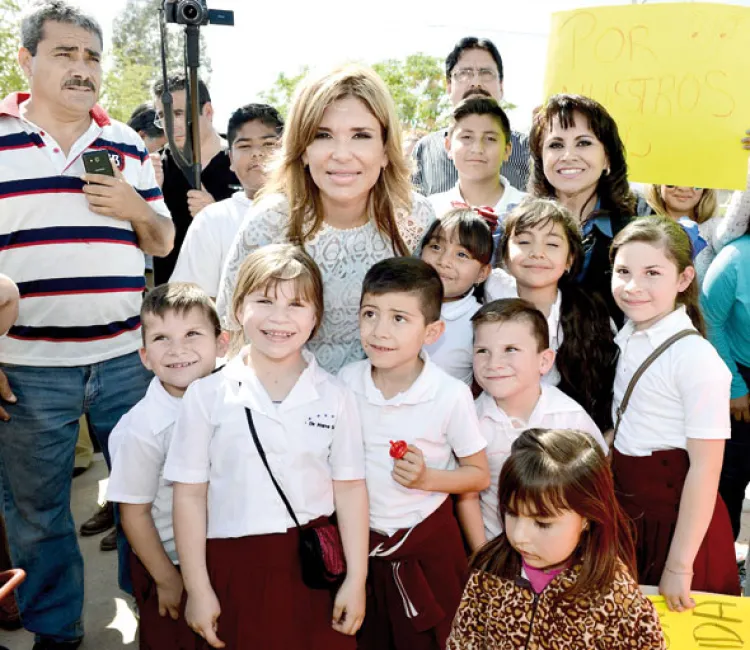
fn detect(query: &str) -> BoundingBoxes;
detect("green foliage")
[258,54,516,135]
[0,0,26,98]
[259,55,450,133]
[372,54,450,133]
[258,67,309,120]
[101,45,154,123]
[101,0,211,120]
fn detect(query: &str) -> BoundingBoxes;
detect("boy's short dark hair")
[140,283,221,344]
[152,72,211,110]
[128,103,162,138]
[361,258,443,324]
[450,97,511,144]
[471,298,549,351]
[227,103,284,148]
[445,37,504,82]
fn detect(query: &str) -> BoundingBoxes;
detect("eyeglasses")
[451,68,498,84]
[665,185,703,191]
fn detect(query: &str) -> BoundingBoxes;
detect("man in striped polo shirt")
[412,36,531,196]
[0,3,173,648]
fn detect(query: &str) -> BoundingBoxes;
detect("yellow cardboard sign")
[544,4,750,190]
[649,595,750,649]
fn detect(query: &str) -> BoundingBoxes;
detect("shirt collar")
[531,385,582,418]
[476,385,578,427]
[475,391,530,428]
[547,290,563,342]
[361,351,440,406]
[0,92,110,127]
[582,213,613,238]
[615,305,695,349]
[144,377,183,435]
[441,291,480,321]
[223,347,323,416]
[232,190,252,207]
[452,178,511,205]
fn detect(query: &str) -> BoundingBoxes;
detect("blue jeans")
[0,351,151,643]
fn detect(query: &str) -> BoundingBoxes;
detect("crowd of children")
[103,211,741,649]
[99,60,746,650]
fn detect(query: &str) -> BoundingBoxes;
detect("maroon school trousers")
[358,498,468,650]
[203,527,355,650]
[130,554,200,650]
[613,448,740,595]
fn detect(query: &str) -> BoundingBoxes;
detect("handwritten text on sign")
[648,595,750,649]
[544,4,750,190]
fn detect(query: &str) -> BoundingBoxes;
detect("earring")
[603,168,610,176]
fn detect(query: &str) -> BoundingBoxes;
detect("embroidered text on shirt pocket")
[305,412,336,430]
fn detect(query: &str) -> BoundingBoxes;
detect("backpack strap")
[612,329,699,444]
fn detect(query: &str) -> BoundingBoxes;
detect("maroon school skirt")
[203,525,356,650]
[612,448,740,595]
[130,553,201,650]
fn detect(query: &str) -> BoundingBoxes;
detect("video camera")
[159,1,234,188]
[164,0,233,27]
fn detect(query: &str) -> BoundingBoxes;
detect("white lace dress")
[216,192,435,373]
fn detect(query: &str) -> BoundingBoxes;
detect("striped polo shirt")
[0,92,170,367]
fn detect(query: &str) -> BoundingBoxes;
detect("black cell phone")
[82,151,115,176]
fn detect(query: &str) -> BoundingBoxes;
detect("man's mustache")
[462,88,492,100]
[63,78,96,91]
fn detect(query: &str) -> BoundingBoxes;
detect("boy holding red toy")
[338,258,489,650]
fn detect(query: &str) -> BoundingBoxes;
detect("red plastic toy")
[389,440,408,460]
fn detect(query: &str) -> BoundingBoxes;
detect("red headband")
[450,201,499,233]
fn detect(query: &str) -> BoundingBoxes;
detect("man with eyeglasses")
[412,36,530,197]
[151,72,239,285]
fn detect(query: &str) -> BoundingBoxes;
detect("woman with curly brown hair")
[529,94,635,322]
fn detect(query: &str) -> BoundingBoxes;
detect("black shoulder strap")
[244,407,301,530]
[612,329,699,442]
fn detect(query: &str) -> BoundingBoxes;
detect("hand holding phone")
[82,151,115,178]
[81,152,148,223]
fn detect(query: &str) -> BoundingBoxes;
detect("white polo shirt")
[613,306,731,457]
[424,292,481,385]
[0,92,170,366]
[164,348,365,539]
[170,191,251,297]
[428,177,526,220]
[475,385,606,540]
[338,352,487,536]
[107,377,181,563]
[484,271,563,386]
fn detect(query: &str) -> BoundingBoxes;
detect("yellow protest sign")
[544,3,750,190]
[649,595,750,649]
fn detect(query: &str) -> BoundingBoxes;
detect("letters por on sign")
[544,3,750,191]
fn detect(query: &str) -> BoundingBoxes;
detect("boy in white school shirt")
[106,283,228,649]
[459,298,608,550]
[338,257,490,650]
[170,104,283,298]
[428,97,526,223]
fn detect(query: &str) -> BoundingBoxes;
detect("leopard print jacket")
[446,560,665,649]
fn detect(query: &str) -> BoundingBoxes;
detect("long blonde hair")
[646,185,718,224]
[258,64,413,255]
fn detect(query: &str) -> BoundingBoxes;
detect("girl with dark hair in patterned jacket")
[447,428,665,649]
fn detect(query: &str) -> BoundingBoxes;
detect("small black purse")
[244,408,346,590]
